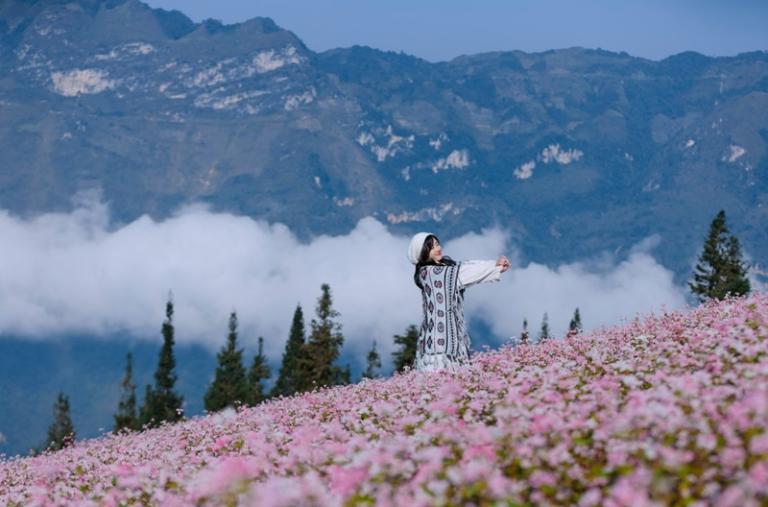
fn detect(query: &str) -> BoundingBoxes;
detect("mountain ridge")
[0,0,767,280]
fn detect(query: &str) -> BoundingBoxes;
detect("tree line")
[40,283,419,453]
[515,209,751,345]
[39,209,753,452]
[515,307,583,345]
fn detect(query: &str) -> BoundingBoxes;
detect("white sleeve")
[457,260,502,289]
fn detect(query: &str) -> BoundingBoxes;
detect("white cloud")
[749,271,768,294]
[467,245,688,342]
[0,196,689,368]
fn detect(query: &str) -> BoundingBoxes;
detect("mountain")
[2,293,767,504]
[0,0,766,279]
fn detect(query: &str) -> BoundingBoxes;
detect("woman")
[407,232,510,372]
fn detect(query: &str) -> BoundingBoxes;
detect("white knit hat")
[407,232,433,265]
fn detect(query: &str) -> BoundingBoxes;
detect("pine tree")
[363,340,382,379]
[299,284,345,390]
[690,210,751,302]
[520,318,529,344]
[392,324,418,373]
[568,308,582,336]
[114,352,138,432]
[204,312,250,412]
[44,392,75,452]
[538,313,550,341]
[139,297,184,427]
[248,336,271,405]
[271,305,306,397]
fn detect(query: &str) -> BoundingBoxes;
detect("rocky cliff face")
[1,0,767,276]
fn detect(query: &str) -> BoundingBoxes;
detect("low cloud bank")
[0,197,689,364]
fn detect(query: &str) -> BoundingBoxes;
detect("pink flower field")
[2,294,768,506]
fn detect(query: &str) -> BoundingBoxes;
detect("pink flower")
[465,443,495,461]
[719,447,745,470]
[3,293,768,506]
[748,461,768,489]
[714,485,746,507]
[578,488,602,507]
[190,456,261,499]
[327,465,367,497]
[750,433,768,455]
[529,470,557,488]
[212,436,231,451]
[607,478,653,507]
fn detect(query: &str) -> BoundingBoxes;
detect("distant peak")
[240,16,281,34]
[56,0,131,14]
[197,16,284,35]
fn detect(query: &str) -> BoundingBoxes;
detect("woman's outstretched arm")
[457,259,507,289]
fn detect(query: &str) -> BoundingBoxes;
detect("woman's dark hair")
[413,234,456,289]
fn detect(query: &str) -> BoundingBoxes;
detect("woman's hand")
[496,256,511,272]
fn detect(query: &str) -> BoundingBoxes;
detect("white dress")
[415,260,502,372]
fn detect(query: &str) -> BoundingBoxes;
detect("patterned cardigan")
[415,260,502,372]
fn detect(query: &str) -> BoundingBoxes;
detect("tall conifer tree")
[204,312,250,412]
[538,313,550,341]
[140,296,184,427]
[520,318,529,344]
[690,210,751,302]
[568,308,582,335]
[114,352,138,432]
[271,305,306,397]
[363,340,382,379]
[299,284,344,390]
[392,324,418,373]
[44,392,75,452]
[248,336,271,405]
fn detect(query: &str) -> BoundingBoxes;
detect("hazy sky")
[142,0,768,62]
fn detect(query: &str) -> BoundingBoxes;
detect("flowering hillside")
[2,294,768,506]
